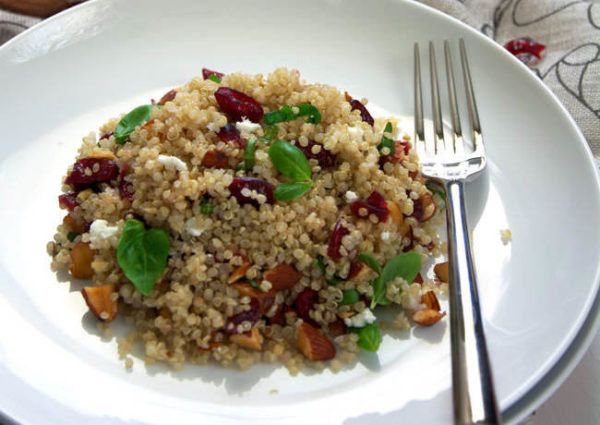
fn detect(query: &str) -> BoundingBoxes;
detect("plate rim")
[1,0,600,423]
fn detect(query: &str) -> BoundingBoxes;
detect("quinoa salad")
[48,68,449,373]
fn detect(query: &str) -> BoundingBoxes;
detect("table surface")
[534,330,600,424]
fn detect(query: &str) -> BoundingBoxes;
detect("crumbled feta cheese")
[158,155,187,172]
[206,122,221,133]
[89,219,118,244]
[344,308,377,328]
[500,228,512,245]
[235,119,262,133]
[381,231,390,241]
[185,218,203,237]
[347,126,364,139]
[345,190,358,202]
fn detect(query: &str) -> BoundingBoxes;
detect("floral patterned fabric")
[420,0,600,157]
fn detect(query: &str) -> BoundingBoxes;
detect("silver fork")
[414,40,502,425]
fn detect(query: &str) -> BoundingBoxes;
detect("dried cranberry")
[216,123,244,147]
[327,220,350,260]
[117,162,134,201]
[328,319,348,337]
[346,95,374,126]
[504,37,546,66]
[350,191,389,223]
[298,141,336,168]
[158,89,177,105]
[225,298,261,334]
[99,131,113,140]
[214,87,264,123]
[58,192,79,211]
[65,158,119,190]
[294,288,320,327]
[228,177,275,207]
[202,68,224,80]
[201,150,229,168]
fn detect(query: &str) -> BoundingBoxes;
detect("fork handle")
[444,180,501,425]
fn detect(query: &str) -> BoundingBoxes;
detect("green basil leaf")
[268,140,312,182]
[199,199,214,215]
[354,323,382,352]
[263,103,321,125]
[114,104,153,145]
[259,125,278,143]
[244,138,257,171]
[357,252,382,275]
[327,276,343,286]
[426,181,446,199]
[381,252,421,286]
[67,231,78,242]
[370,275,386,309]
[377,122,395,156]
[207,74,221,83]
[314,255,327,274]
[340,289,360,305]
[248,279,259,288]
[274,181,312,201]
[117,219,170,295]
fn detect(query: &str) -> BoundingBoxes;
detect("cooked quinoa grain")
[50,68,445,371]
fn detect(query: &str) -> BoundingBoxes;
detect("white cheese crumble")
[235,118,262,133]
[500,228,512,245]
[158,155,188,172]
[206,122,221,133]
[381,231,390,241]
[89,219,118,244]
[185,218,203,237]
[345,190,358,202]
[347,126,364,140]
[344,308,377,328]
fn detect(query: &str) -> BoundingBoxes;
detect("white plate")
[1,0,599,424]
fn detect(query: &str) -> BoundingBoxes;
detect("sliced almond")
[412,309,446,326]
[81,283,117,322]
[232,283,275,314]
[228,260,251,284]
[88,150,116,161]
[434,262,449,283]
[69,241,94,279]
[413,193,436,222]
[230,327,264,351]
[62,214,86,234]
[347,261,375,282]
[263,263,302,291]
[421,291,441,311]
[328,319,348,337]
[387,200,410,236]
[296,322,336,361]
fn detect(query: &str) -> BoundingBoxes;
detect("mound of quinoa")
[48,68,446,373]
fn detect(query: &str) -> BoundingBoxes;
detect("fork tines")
[414,40,482,157]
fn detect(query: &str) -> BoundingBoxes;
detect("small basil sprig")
[354,323,382,352]
[244,138,257,171]
[358,251,421,309]
[340,289,360,305]
[259,125,278,143]
[377,122,395,156]
[117,219,170,295]
[268,140,313,202]
[207,74,221,83]
[264,103,321,125]
[114,104,153,144]
[199,199,214,215]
